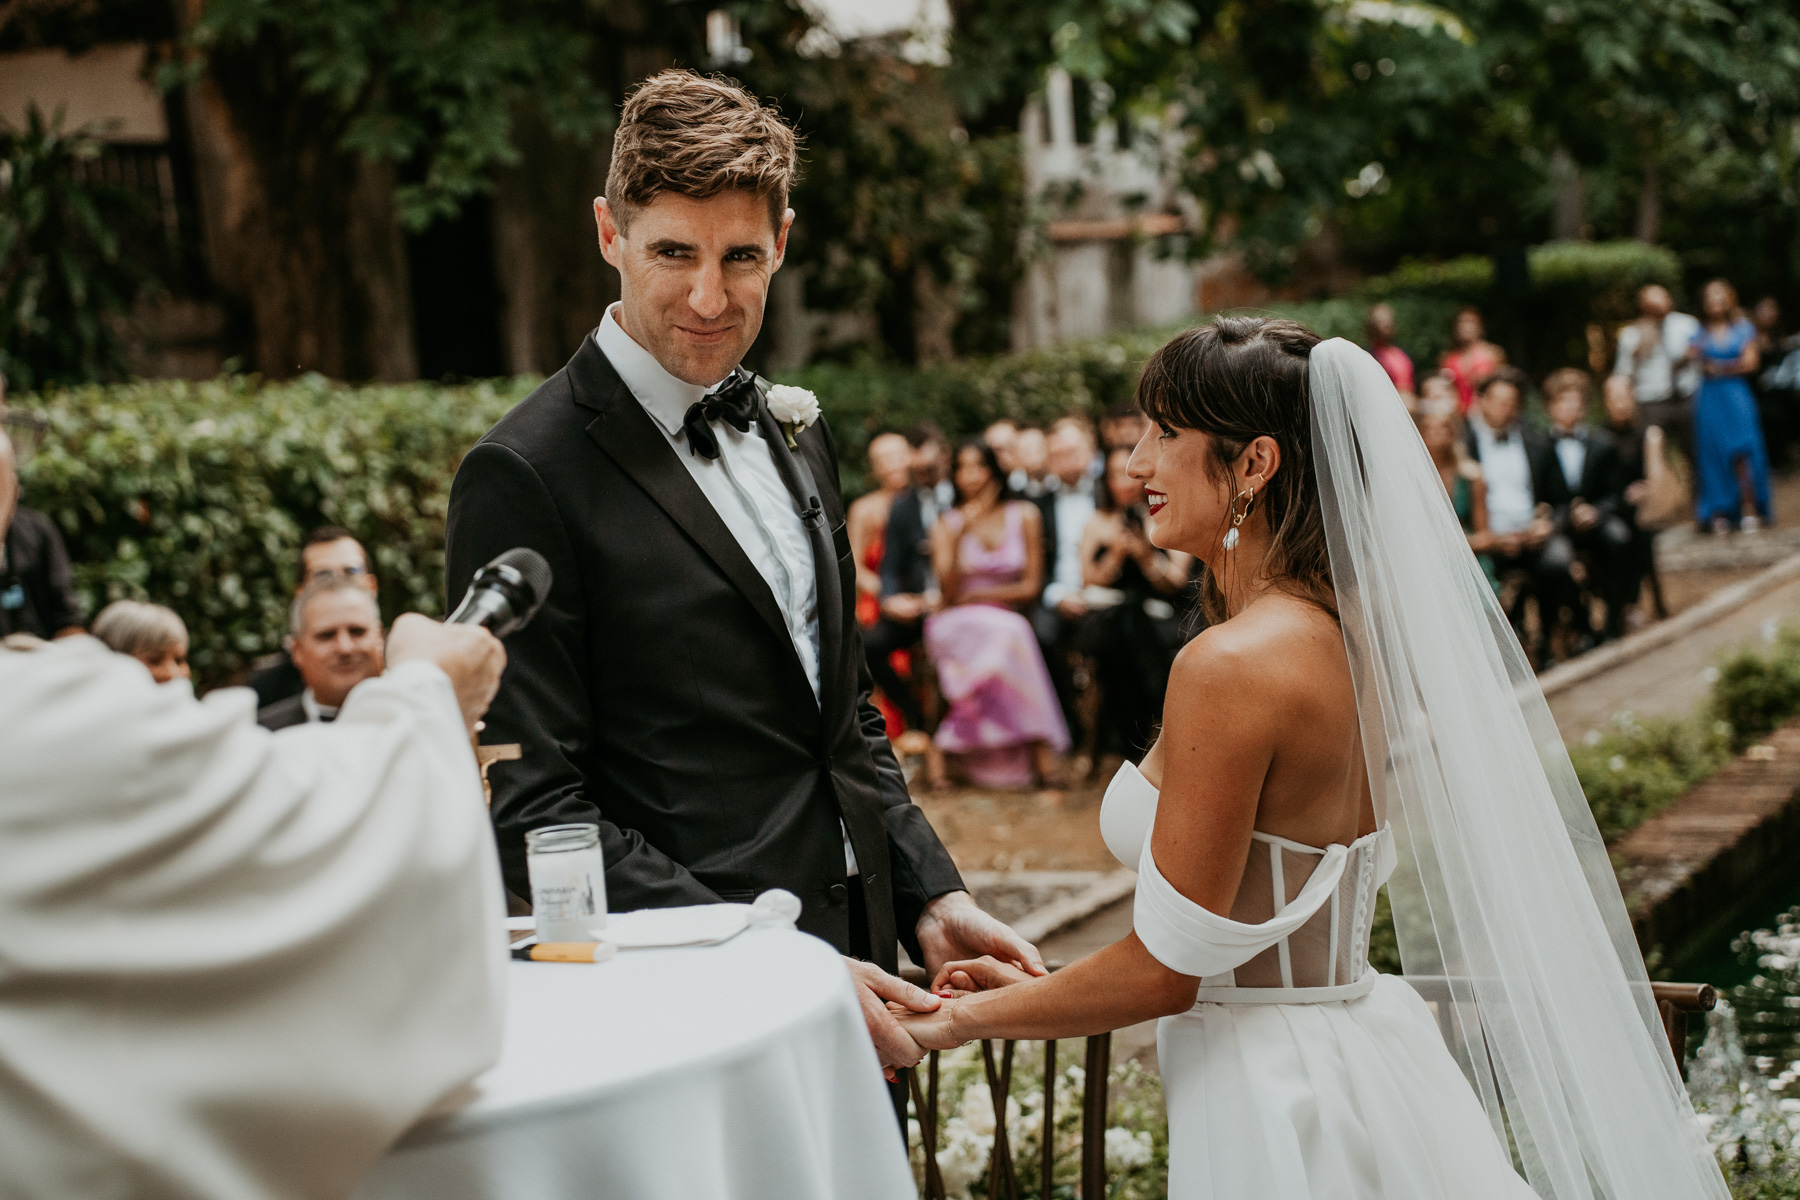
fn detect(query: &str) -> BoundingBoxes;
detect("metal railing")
[898,966,1718,1198]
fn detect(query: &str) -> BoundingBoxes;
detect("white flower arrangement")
[765,383,820,449]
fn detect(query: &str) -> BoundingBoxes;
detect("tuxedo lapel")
[756,402,844,721]
[567,338,798,664]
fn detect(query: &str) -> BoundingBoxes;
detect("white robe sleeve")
[0,638,508,1200]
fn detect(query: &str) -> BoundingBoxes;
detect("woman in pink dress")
[1440,305,1507,411]
[924,439,1071,790]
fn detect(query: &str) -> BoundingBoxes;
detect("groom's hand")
[846,958,937,1080]
[915,891,1047,985]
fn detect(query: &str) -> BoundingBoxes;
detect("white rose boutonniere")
[766,384,821,450]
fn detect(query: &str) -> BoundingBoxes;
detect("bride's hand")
[930,955,1036,994]
[896,998,968,1051]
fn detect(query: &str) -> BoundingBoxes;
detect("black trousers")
[863,616,925,730]
[847,875,912,1129]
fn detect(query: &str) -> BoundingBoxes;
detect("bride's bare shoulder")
[1168,596,1347,702]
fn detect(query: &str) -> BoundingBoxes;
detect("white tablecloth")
[355,927,916,1200]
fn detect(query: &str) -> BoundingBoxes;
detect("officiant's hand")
[916,891,1046,985]
[386,614,506,733]
[846,958,936,1080]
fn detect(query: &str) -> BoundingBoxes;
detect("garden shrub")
[1713,630,1800,751]
[19,373,531,685]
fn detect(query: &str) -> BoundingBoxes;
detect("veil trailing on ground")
[1307,339,1727,1199]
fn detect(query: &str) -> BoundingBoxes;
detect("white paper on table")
[505,888,802,950]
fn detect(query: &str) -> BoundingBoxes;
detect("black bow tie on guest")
[682,372,762,460]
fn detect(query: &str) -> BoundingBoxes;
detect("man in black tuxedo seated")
[1463,367,1584,669]
[862,425,950,733]
[445,72,1041,1086]
[1542,369,1630,643]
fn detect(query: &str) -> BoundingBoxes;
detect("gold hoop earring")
[1222,486,1256,551]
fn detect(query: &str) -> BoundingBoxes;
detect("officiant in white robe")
[0,621,508,1200]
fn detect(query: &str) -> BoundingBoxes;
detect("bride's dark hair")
[1136,315,1333,622]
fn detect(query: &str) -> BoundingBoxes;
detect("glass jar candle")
[525,823,607,943]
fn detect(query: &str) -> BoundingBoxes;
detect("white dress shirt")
[1472,417,1536,535]
[1614,312,1701,404]
[595,307,857,875]
[596,306,820,700]
[1553,432,1587,494]
[299,688,339,723]
[1041,482,1097,608]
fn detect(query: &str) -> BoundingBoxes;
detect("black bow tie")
[682,373,761,460]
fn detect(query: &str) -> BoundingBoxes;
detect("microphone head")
[492,547,552,613]
[451,547,553,637]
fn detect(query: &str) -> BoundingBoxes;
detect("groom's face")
[596,191,794,387]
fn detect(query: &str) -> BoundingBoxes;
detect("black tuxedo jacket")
[879,487,933,599]
[445,335,963,970]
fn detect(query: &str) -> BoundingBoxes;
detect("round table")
[355,927,917,1200]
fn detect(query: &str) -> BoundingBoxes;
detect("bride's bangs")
[1138,316,1336,620]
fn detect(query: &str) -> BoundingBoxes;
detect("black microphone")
[448,548,552,638]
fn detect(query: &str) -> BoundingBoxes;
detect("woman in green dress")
[1418,401,1502,595]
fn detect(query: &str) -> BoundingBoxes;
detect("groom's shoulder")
[479,334,615,459]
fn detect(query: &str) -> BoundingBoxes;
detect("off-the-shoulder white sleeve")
[1133,836,1350,978]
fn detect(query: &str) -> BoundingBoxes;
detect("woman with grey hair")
[91,599,189,683]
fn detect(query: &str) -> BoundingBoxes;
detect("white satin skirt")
[1156,974,1539,1199]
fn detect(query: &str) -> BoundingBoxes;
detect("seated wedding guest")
[0,429,83,640]
[1099,401,1150,452]
[1365,302,1415,405]
[258,575,385,730]
[1418,368,1460,412]
[1613,283,1700,462]
[91,599,190,683]
[1464,367,1574,669]
[1417,401,1500,595]
[0,615,507,1200]
[249,526,379,708]
[868,424,952,732]
[849,431,916,731]
[984,418,1021,478]
[1544,368,1630,643]
[1010,424,1049,496]
[1076,446,1194,758]
[1033,415,1101,742]
[924,439,1070,789]
[1441,305,1507,411]
[1602,374,1658,629]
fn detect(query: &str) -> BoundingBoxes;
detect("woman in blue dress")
[1690,278,1772,532]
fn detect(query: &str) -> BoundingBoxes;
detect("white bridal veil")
[1307,339,1727,1199]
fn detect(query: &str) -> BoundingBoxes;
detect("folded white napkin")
[505,888,802,950]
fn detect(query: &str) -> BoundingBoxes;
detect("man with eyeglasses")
[248,527,379,709]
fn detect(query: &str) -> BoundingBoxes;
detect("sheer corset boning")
[1102,760,1395,1004]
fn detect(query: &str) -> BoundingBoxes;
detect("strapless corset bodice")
[1102,761,1395,1003]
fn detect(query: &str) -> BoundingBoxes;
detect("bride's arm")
[900,632,1275,1046]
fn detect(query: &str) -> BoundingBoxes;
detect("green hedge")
[19,374,531,684]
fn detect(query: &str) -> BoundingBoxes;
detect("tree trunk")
[1550,146,1586,241]
[1636,153,1661,244]
[175,16,416,381]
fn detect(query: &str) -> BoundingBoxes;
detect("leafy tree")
[0,106,149,390]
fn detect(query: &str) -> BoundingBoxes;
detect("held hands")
[845,958,939,1081]
[897,957,1037,1052]
[386,614,506,733]
[916,891,1046,985]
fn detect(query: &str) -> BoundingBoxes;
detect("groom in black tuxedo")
[446,71,1042,1075]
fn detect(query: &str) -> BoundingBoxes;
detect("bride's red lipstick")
[1145,489,1168,515]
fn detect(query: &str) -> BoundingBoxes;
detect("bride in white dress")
[899,318,1727,1199]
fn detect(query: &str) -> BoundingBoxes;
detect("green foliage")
[0,106,149,391]
[167,0,613,230]
[1569,711,1733,842]
[910,1040,1166,1199]
[1714,631,1800,752]
[17,373,531,685]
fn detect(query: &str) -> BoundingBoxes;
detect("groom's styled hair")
[605,70,800,232]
